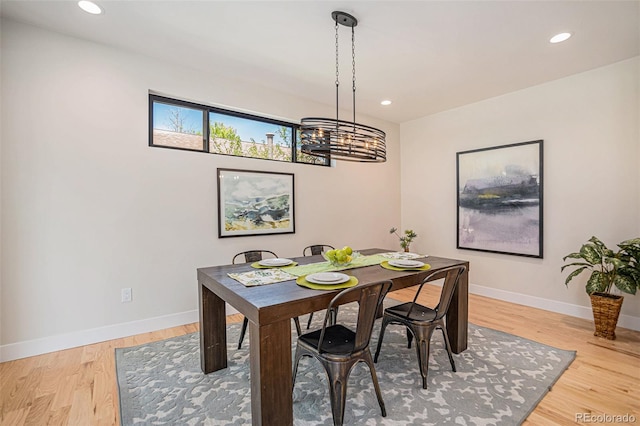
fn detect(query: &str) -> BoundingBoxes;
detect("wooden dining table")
[198,248,469,425]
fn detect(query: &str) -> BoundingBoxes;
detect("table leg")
[199,282,227,373]
[249,318,293,425]
[447,265,469,353]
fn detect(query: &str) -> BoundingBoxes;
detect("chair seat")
[385,302,437,322]
[299,324,356,355]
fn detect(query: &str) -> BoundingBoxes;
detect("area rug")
[115,303,575,425]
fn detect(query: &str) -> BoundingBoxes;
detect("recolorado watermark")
[576,413,637,423]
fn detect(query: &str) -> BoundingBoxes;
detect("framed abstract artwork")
[217,168,295,238]
[456,140,543,258]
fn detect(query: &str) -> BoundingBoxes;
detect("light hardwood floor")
[2,287,639,425]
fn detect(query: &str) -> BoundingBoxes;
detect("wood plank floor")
[1,287,639,425]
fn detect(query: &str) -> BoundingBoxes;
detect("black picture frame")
[217,168,295,238]
[456,140,543,258]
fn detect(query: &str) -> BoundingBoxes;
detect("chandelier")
[300,11,387,163]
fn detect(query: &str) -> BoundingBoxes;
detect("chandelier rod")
[352,23,356,130]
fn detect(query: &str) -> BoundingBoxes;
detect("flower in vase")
[390,227,418,251]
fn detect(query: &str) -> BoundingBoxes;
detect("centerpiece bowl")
[322,248,360,268]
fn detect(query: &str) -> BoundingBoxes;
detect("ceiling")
[1,1,638,124]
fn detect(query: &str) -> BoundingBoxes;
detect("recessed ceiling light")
[550,32,571,44]
[78,1,102,15]
[380,100,392,106]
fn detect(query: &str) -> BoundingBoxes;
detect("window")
[149,94,328,166]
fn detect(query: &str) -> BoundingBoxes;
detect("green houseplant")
[561,236,639,339]
[389,227,418,252]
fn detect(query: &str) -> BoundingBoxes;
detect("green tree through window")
[210,122,243,156]
[149,94,328,166]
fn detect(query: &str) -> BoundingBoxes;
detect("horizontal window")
[149,94,328,166]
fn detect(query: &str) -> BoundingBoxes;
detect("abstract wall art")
[456,140,543,258]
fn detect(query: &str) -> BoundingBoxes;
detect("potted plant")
[561,236,639,339]
[389,227,418,252]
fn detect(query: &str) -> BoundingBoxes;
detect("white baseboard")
[2,290,638,362]
[469,283,640,332]
[0,309,199,362]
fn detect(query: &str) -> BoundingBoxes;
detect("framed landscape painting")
[217,168,295,238]
[456,140,543,258]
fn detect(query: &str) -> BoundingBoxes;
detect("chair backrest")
[317,280,392,354]
[232,250,278,264]
[303,244,335,256]
[407,265,466,321]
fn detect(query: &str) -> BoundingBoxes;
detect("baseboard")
[469,283,640,332]
[2,289,638,362]
[0,309,199,362]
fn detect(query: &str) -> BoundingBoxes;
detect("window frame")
[149,94,329,166]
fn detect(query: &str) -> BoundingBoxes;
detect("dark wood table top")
[197,248,468,326]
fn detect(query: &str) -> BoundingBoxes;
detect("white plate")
[258,258,293,267]
[306,272,350,285]
[389,259,424,268]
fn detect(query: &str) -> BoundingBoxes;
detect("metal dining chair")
[302,244,335,329]
[232,250,302,349]
[302,244,335,257]
[293,280,392,426]
[374,265,466,389]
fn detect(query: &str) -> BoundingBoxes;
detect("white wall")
[0,20,401,360]
[401,57,640,328]
[3,18,638,361]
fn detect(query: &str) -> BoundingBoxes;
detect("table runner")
[284,254,389,276]
[228,252,429,286]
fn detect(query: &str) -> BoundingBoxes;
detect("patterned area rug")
[115,303,575,425]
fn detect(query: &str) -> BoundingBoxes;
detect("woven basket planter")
[589,292,624,340]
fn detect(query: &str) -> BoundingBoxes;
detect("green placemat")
[250,261,298,269]
[287,254,388,277]
[296,275,359,290]
[380,261,431,272]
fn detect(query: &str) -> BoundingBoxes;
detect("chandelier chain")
[335,17,340,125]
[335,18,340,88]
[352,26,356,91]
[351,25,356,125]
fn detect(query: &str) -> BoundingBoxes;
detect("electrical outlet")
[121,288,132,303]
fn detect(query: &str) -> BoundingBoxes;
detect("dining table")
[198,248,469,425]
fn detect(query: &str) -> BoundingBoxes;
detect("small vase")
[404,247,410,252]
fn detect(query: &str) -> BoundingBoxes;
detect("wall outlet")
[121,288,132,303]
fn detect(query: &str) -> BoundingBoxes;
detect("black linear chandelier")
[300,11,387,163]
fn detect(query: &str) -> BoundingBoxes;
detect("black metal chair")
[374,265,466,389]
[302,244,335,257]
[302,244,335,329]
[232,250,278,266]
[232,250,302,349]
[293,280,392,426]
